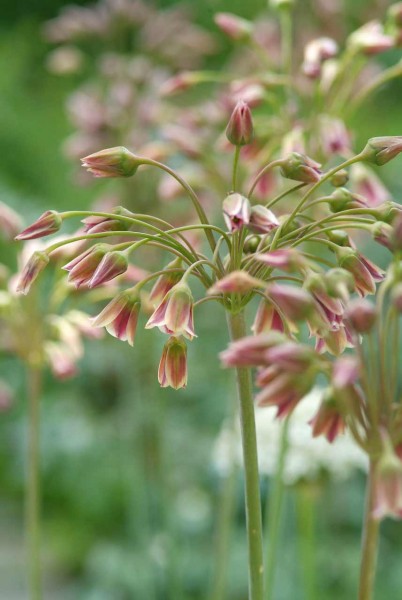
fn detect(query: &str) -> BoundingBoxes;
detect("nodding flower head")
[81,146,143,178]
[309,390,345,443]
[225,100,254,146]
[149,258,183,307]
[87,250,128,288]
[158,336,188,389]
[15,210,62,241]
[16,251,49,295]
[362,136,402,166]
[63,244,109,288]
[222,193,251,232]
[145,282,196,340]
[336,247,384,296]
[279,152,322,183]
[92,289,141,346]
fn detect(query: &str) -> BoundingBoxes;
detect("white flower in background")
[213,388,367,485]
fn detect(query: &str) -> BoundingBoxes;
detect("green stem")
[227,311,264,600]
[358,460,380,600]
[264,416,290,600]
[296,484,317,600]
[232,146,241,192]
[26,364,42,600]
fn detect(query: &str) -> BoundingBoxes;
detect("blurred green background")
[1,1,402,599]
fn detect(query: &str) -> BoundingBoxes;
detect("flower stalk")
[358,460,380,600]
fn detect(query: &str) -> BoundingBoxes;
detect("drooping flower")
[348,21,394,56]
[214,13,252,41]
[336,248,384,296]
[362,136,402,166]
[220,331,286,367]
[373,448,402,520]
[309,391,345,443]
[15,210,62,241]
[279,152,322,183]
[87,250,128,288]
[149,258,183,306]
[344,298,377,334]
[158,336,188,389]
[302,37,338,78]
[92,289,141,346]
[145,282,196,340]
[81,146,143,178]
[251,298,285,334]
[16,251,50,295]
[208,271,265,295]
[62,244,109,288]
[0,202,23,240]
[267,283,313,321]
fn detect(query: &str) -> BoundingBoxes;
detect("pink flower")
[149,259,183,306]
[145,282,195,340]
[279,152,322,183]
[256,249,304,272]
[344,298,377,334]
[87,251,128,288]
[255,369,313,418]
[348,21,394,56]
[15,210,62,241]
[220,332,286,367]
[362,136,402,166]
[309,395,345,443]
[351,164,390,207]
[0,202,23,240]
[214,13,252,41]
[208,271,264,295]
[92,289,141,346]
[337,249,384,296]
[63,244,108,288]
[16,251,49,295]
[249,205,279,234]
[373,450,402,520]
[251,299,285,335]
[222,193,251,232]
[332,356,360,389]
[81,146,142,178]
[267,284,313,321]
[225,100,254,146]
[158,336,188,389]
[302,37,338,78]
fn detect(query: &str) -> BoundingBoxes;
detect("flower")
[145,282,196,340]
[350,164,390,207]
[16,251,49,295]
[309,391,345,443]
[92,289,141,346]
[248,205,279,234]
[225,100,254,146]
[302,37,338,78]
[220,331,286,367]
[337,248,384,296]
[63,244,109,288]
[373,449,402,520]
[207,271,264,295]
[214,13,252,41]
[251,299,285,334]
[222,193,251,231]
[279,152,322,183]
[267,283,313,321]
[149,258,183,306]
[348,21,394,55]
[15,210,62,240]
[256,248,304,272]
[158,336,188,389]
[362,136,402,166]
[87,250,128,288]
[81,146,143,177]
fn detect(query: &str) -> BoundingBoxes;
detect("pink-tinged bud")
[158,336,187,389]
[251,299,284,334]
[145,282,195,340]
[220,331,286,367]
[248,205,279,234]
[267,284,313,321]
[15,210,62,241]
[0,202,23,240]
[63,244,109,288]
[208,271,265,295]
[326,229,352,247]
[373,448,402,520]
[361,136,402,166]
[225,100,254,146]
[324,268,356,302]
[310,392,345,443]
[265,342,315,373]
[223,193,251,232]
[256,248,304,272]
[214,13,253,41]
[255,371,314,418]
[81,207,130,234]
[348,21,394,55]
[350,164,390,207]
[344,298,377,334]
[87,251,128,288]
[279,153,322,183]
[16,251,49,295]
[332,356,360,389]
[392,283,402,312]
[149,259,183,306]
[371,221,393,250]
[329,188,368,212]
[305,273,344,315]
[302,37,338,79]
[337,248,384,296]
[330,169,349,188]
[81,146,142,178]
[92,289,140,346]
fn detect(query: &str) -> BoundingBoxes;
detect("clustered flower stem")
[359,460,380,600]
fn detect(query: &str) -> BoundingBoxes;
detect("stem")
[296,484,317,600]
[264,416,290,600]
[232,146,241,192]
[227,311,264,600]
[358,460,380,600]
[26,364,42,600]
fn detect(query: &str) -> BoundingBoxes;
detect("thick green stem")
[26,365,42,600]
[358,460,380,600]
[296,484,317,600]
[264,417,290,600]
[227,311,264,600]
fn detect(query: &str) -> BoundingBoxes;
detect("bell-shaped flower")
[15,210,62,241]
[337,248,384,296]
[279,152,322,183]
[220,331,287,367]
[149,258,183,306]
[63,244,109,288]
[16,251,49,295]
[248,205,279,234]
[223,193,251,232]
[0,201,23,240]
[373,446,402,520]
[251,299,285,334]
[158,336,188,389]
[344,298,377,334]
[87,250,128,288]
[145,282,196,340]
[309,391,345,443]
[92,289,141,346]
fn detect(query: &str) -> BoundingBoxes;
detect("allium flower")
[362,136,402,166]
[220,331,286,367]
[63,244,108,288]
[16,251,49,295]
[158,336,187,389]
[87,250,128,288]
[149,258,183,306]
[256,248,304,272]
[44,341,78,380]
[81,146,143,177]
[82,213,127,234]
[302,37,338,78]
[279,152,322,183]
[251,299,285,334]
[337,248,384,297]
[318,116,351,157]
[348,21,394,55]
[222,193,251,231]
[332,356,360,389]
[208,271,264,295]
[255,366,315,418]
[146,282,196,340]
[248,205,279,234]
[225,100,254,146]
[92,289,141,346]
[15,210,62,241]
[373,449,402,520]
[309,392,345,443]
[329,188,368,212]
[344,298,377,334]
[214,13,252,41]
[267,283,313,321]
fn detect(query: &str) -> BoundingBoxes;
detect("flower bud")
[92,289,141,346]
[310,390,345,443]
[347,21,394,55]
[326,229,351,247]
[371,221,393,250]
[267,284,313,321]
[251,299,284,334]
[336,247,384,296]
[15,210,62,241]
[302,38,338,79]
[220,331,286,367]
[214,13,253,40]
[279,152,322,183]
[88,250,128,288]
[249,205,279,234]
[256,248,305,272]
[63,244,109,288]
[225,100,254,146]
[16,251,49,295]
[243,235,261,254]
[350,164,390,206]
[222,193,251,231]
[324,268,355,302]
[208,271,264,295]
[344,298,377,333]
[373,445,402,520]
[361,136,402,166]
[81,146,143,178]
[304,273,343,314]
[158,337,188,389]
[332,356,360,389]
[330,169,349,187]
[265,342,316,373]
[329,188,368,212]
